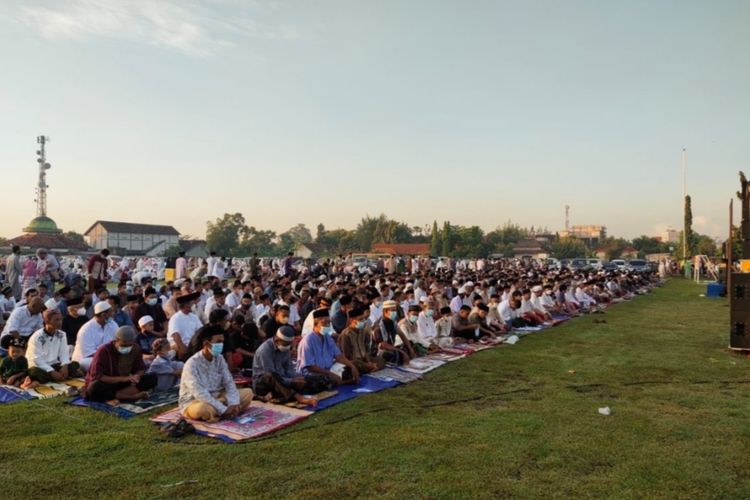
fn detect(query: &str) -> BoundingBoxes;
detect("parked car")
[627,259,650,273]
[602,261,618,271]
[558,259,571,269]
[611,259,627,270]
[587,258,603,270]
[570,258,590,272]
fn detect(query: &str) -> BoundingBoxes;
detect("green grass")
[1,279,747,499]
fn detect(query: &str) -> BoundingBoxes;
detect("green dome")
[23,216,62,234]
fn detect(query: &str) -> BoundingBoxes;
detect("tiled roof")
[372,243,431,255]
[7,233,90,251]
[84,221,179,236]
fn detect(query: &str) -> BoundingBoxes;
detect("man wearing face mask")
[397,305,435,356]
[337,307,384,374]
[72,301,118,372]
[179,325,254,422]
[296,309,359,386]
[62,297,89,350]
[133,287,167,338]
[83,326,157,403]
[372,300,415,365]
[252,325,321,406]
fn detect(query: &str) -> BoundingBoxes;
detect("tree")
[453,226,488,257]
[631,235,669,258]
[239,226,277,256]
[63,231,85,245]
[550,237,587,259]
[278,223,313,252]
[441,221,451,256]
[694,235,718,256]
[430,220,440,256]
[316,223,325,241]
[684,195,693,259]
[206,213,247,256]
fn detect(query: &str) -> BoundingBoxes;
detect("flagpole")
[682,148,687,262]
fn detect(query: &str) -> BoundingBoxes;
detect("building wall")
[85,223,179,252]
[294,245,313,259]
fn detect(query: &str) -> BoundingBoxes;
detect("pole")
[729,198,733,293]
[682,148,687,263]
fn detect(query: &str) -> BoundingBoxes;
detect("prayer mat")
[150,402,313,443]
[302,375,401,412]
[400,357,446,374]
[0,385,36,404]
[69,387,180,419]
[0,379,84,403]
[426,352,466,362]
[284,390,338,409]
[233,374,252,386]
[368,367,423,384]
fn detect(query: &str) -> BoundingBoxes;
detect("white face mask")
[76,307,86,316]
[166,349,176,360]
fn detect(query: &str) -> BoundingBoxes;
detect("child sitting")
[434,306,455,348]
[146,339,183,392]
[136,315,159,363]
[0,340,29,387]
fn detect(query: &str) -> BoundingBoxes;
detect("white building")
[661,228,680,244]
[84,221,180,255]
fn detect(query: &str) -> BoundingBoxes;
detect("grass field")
[1,278,746,499]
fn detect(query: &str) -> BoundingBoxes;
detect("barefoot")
[296,394,318,408]
[21,378,39,390]
[105,399,120,406]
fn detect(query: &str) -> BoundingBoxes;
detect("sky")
[0,0,748,241]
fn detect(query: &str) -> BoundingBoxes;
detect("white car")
[611,259,627,270]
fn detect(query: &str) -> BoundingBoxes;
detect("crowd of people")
[0,245,662,423]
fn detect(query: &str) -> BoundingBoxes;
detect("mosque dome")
[23,215,62,234]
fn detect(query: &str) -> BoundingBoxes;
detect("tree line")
[203,212,721,259]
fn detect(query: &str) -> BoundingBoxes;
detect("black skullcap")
[313,308,330,319]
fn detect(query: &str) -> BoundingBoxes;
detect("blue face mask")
[356,320,366,329]
[117,346,132,355]
[388,311,398,321]
[210,342,223,356]
[321,326,333,336]
[426,310,434,317]
[408,315,418,323]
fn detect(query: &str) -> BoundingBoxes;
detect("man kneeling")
[179,325,253,422]
[83,326,157,404]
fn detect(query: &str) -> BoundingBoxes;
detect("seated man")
[468,304,502,338]
[253,325,321,406]
[398,305,439,356]
[337,307,384,374]
[178,325,254,422]
[227,321,264,372]
[167,291,203,360]
[24,309,83,388]
[72,301,118,372]
[83,326,157,404]
[372,300,415,364]
[0,296,45,350]
[296,309,360,386]
[451,305,484,342]
[498,291,529,329]
[62,297,89,351]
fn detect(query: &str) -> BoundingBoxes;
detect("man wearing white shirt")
[225,280,243,310]
[205,252,218,277]
[25,309,83,386]
[72,301,118,371]
[450,287,467,314]
[175,251,187,280]
[168,292,204,360]
[1,296,45,350]
[416,300,438,345]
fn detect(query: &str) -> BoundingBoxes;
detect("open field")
[0,279,746,499]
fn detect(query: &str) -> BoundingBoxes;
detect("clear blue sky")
[0,0,747,241]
